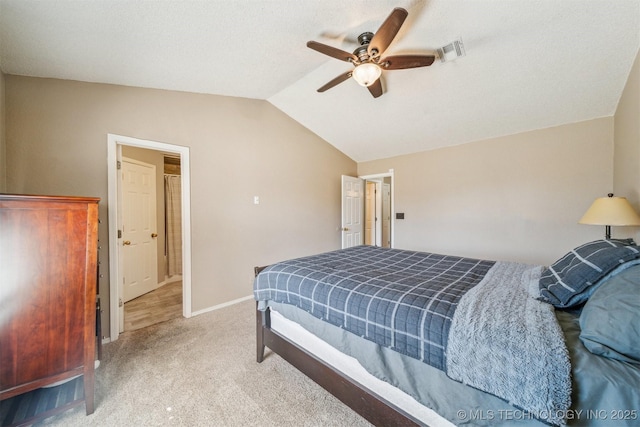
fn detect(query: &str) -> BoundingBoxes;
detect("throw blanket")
[254,246,571,425]
[447,262,571,426]
[255,245,494,370]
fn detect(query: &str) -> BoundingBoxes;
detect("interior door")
[121,158,158,302]
[341,175,364,248]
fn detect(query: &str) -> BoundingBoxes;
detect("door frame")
[360,169,395,248]
[107,134,192,342]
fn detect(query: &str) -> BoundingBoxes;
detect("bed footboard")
[254,266,268,363]
[256,301,268,363]
[254,266,421,426]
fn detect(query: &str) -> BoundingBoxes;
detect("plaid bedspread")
[254,245,495,371]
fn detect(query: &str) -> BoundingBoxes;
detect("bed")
[254,241,640,426]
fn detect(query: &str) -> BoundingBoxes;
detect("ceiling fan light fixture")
[352,63,382,87]
[307,8,433,97]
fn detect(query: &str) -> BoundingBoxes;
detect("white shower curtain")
[164,174,182,277]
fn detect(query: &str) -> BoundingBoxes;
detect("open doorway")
[364,177,392,248]
[119,150,184,332]
[107,134,192,342]
[341,170,394,249]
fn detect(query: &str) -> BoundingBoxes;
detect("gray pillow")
[579,264,640,364]
[539,239,640,308]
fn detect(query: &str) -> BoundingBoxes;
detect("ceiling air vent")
[437,39,466,63]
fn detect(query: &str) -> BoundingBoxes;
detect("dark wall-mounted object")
[396,213,405,220]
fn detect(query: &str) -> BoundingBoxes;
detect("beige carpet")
[40,299,372,426]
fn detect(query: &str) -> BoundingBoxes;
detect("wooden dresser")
[0,194,99,415]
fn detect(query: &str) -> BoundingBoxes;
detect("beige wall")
[121,146,167,284]
[0,70,5,192]
[5,57,637,336]
[359,118,614,266]
[614,49,640,242]
[5,76,357,337]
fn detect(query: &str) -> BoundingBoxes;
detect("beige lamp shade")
[579,196,640,226]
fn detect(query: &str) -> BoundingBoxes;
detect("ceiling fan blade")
[307,41,358,63]
[381,55,436,70]
[367,78,383,98]
[368,8,408,59]
[317,71,353,92]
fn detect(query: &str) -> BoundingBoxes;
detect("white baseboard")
[191,294,254,317]
[102,294,253,343]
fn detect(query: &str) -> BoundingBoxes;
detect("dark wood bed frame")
[254,266,423,427]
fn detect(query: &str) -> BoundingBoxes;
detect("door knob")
[341,227,350,231]
[123,240,131,246]
[151,233,158,238]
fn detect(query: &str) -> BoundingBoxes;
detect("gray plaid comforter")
[254,245,572,425]
[253,245,495,371]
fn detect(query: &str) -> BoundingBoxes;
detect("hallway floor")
[123,280,182,331]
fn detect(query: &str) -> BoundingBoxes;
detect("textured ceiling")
[1,0,638,162]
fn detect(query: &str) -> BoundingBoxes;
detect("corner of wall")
[613,48,640,242]
[0,70,6,192]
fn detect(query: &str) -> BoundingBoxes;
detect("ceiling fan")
[307,7,435,98]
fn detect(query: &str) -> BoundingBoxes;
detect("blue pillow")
[579,264,640,364]
[538,239,640,308]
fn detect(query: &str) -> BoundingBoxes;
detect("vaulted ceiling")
[1,0,638,162]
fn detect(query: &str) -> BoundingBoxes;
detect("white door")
[341,175,364,248]
[121,158,158,302]
[382,183,391,248]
